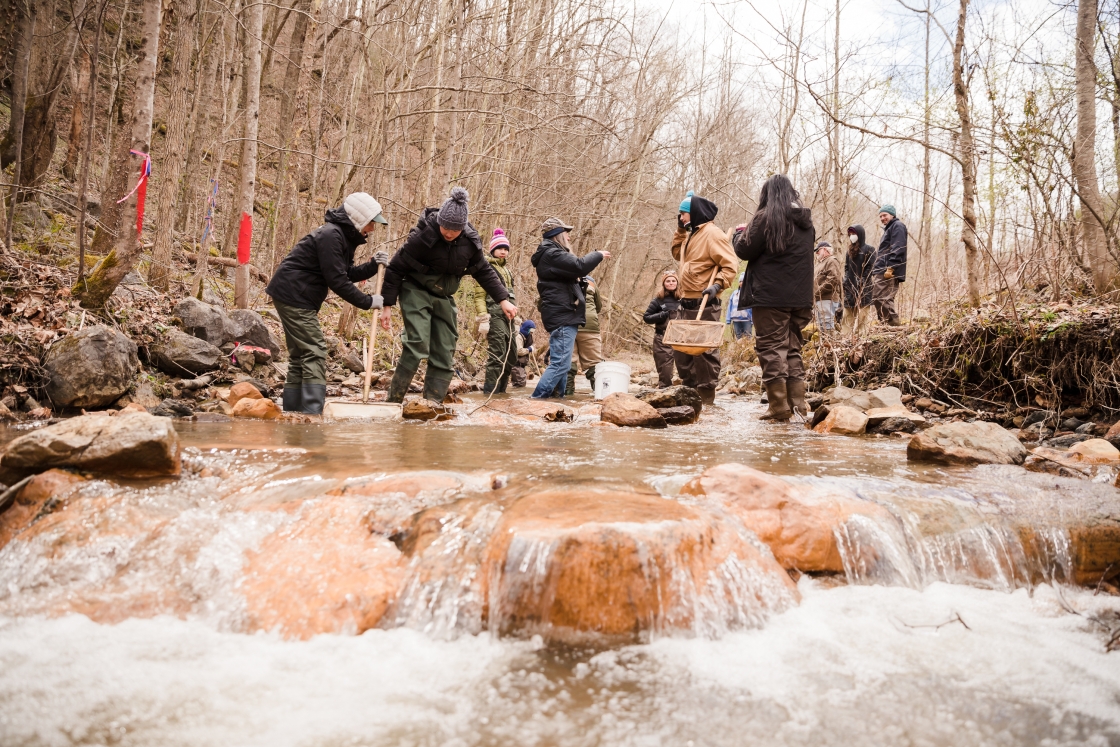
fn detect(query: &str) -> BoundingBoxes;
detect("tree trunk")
[77,1,106,283]
[952,0,981,307]
[3,1,35,251]
[63,48,92,181]
[1073,0,1112,292]
[150,0,199,290]
[234,0,263,308]
[76,0,163,308]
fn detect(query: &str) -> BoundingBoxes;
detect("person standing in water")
[380,187,517,404]
[472,228,518,395]
[266,192,390,415]
[734,174,815,420]
[643,271,681,388]
[566,274,603,395]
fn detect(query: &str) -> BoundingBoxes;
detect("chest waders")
[483,268,516,394]
[387,274,460,403]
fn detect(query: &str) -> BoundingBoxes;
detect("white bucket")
[593,361,631,400]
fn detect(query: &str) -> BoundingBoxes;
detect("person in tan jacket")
[669,191,738,404]
[813,240,842,332]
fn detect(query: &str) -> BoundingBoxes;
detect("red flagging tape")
[237,211,252,265]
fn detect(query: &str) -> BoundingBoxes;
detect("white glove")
[479,321,490,335]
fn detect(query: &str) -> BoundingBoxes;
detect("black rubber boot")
[423,375,453,404]
[387,367,414,403]
[759,379,792,421]
[698,387,716,406]
[887,314,902,327]
[787,378,808,417]
[585,365,596,393]
[300,383,326,415]
[282,386,302,412]
[565,371,576,397]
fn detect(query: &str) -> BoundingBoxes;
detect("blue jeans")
[532,325,578,398]
[814,300,838,331]
[731,320,753,339]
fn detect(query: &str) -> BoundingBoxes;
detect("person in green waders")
[265,192,389,414]
[380,187,518,403]
[472,227,519,394]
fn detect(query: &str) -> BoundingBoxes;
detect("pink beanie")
[489,228,511,255]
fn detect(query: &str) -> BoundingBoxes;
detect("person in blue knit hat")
[510,319,536,388]
[872,204,907,326]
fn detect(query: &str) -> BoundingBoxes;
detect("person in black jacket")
[733,174,815,420]
[379,187,517,403]
[872,205,907,326]
[841,224,875,336]
[266,192,389,414]
[530,217,608,398]
[643,271,681,388]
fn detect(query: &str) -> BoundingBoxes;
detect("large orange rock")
[228,381,263,408]
[230,397,281,419]
[0,469,87,549]
[680,463,892,573]
[599,393,666,428]
[813,405,868,435]
[476,490,798,642]
[240,497,406,639]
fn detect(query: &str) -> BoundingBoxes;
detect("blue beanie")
[879,204,896,217]
[679,190,694,212]
[520,320,536,334]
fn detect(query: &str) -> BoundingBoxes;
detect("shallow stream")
[1,395,1118,746]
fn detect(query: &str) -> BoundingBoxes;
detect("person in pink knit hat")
[471,227,519,393]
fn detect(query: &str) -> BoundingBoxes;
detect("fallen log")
[181,252,270,283]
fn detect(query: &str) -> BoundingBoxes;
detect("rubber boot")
[387,367,414,403]
[698,387,716,406]
[759,379,792,421]
[565,370,576,397]
[887,314,902,327]
[787,378,808,417]
[300,383,326,415]
[282,386,302,412]
[423,374,453,404]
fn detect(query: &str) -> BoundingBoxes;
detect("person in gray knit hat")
[381,186,518,403]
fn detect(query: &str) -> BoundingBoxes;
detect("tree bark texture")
[952,0,982,307]
[234,0,263,308]
[3,0,35,250]
[63,48,92,181]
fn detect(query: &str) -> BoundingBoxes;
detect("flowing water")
[1,395,1118,746]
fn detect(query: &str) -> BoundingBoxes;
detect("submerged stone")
[908,421,1028,465]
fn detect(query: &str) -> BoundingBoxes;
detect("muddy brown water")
[0,394,1118,746]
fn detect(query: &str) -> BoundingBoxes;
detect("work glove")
[368,293,384,309]
[883,267,895,280]
[374,251,390,266]
[479,321,490,335]
[701,283,721,303]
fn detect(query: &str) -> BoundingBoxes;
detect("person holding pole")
[380,187,517,404]
[472,228,519,395]
[265,192,389,415]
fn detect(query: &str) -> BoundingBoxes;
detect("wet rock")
[0,411,180,477]
[43,325,138,408]
[907,421,1027,465]
[173,297,230,346]
[1105,421,1120,449]
[864,406,925,430]
[228,381,263,409]
[150,328,223,376]
[1068,439,1120,464]
[116,379,161,409]
[809,403,830,428]
[484,399,575,422]
[875,416,920,434]
[635,385,702,417]
[230,397,281,420]
[600,393,666,429]
[0,469,88,549]
[240,498,406,639]
[150,398,195,418]
[813,405,868,436]
[478,490,799,642]
[1044,433,1092,449]
[1022,410,1056,428]
[0,401,16,422]
[227,309,281,358]
[658,406,699,425]
[402,398,449,421]
[680,463,893,573]
[867,386,903,410]
[828,386,871,412]
[235,376,271,396]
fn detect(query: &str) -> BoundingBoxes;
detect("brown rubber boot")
[759,379,792,421]
[787,378,809,417]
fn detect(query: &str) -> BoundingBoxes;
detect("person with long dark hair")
[642,271,682,388]
[733,174,815,420]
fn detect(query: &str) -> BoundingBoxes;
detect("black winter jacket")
[733,207,815,309]
[531,239,604,332]
[643,295,682,335]
[382,207,509,307]
[266,205,378,310]
[874,217,908,280]
[843,224,875,308]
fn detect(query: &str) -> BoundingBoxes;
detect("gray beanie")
[437,186,470,231]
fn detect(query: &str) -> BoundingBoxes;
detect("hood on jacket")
[326,205,367,247]
[688,195,719,229]
[488,255,507,267]
[790,207,813,231]
[846,224,867,247]
[531,238,562,267]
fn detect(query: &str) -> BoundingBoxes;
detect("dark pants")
[670,301,721,393]
[752,306,812,384]
[872,275,899,320]
[652,333,676,388]
[389,280,458,402]
[511,356,528,388]
[484,311,517,393]
[274,301,327,385]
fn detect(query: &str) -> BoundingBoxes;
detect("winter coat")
[733,207,816,309]
[266,205,379,311]
[874,217,908,280]
[814,254,842,302]
[530,238,604,332]
[670,196,738,298]
[582,282,603,333]
[843,225,875,308]
[643,295,681,335]
[382,207,509,307]
[472,256,515,315]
